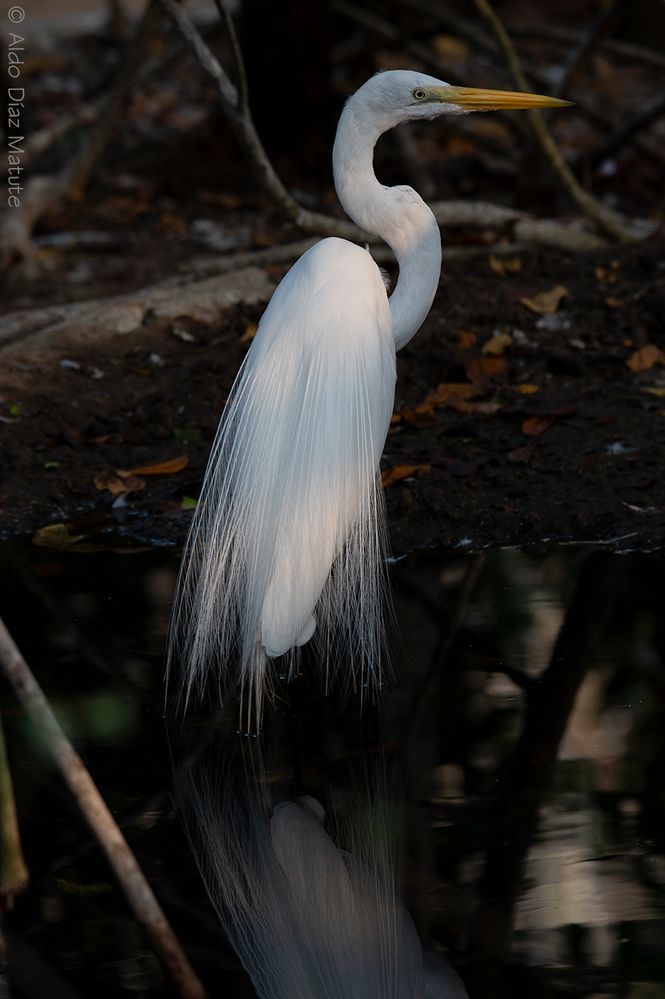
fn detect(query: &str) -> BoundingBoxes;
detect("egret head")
[348,69,571,129]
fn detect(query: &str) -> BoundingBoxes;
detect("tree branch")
[0,616,208,999]
[158,0,606,252]
[0,0,162,273]
[0,715,29,906]
[470,0,654,242]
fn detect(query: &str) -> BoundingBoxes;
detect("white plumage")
[183,763,468,998]
[168,70,570,720]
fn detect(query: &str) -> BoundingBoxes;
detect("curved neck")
[332,101,442,351]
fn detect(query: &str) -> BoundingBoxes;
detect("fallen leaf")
[516,383,539,395]
[489,254,522,276]
[465,355,508,390]
[400,403,437,427]
[520,285,568,314]
[457,330,477,349]
[33,523,85,550]
[482,333,512,356]
[119,455,189,476]
[94,472,146,495]
[381,464,430,488]
[626,344,665,373]
[425,382,479,408]
[240,323,258,344]
[595,260,620,284]
[181,496,198,511]
[643,387,665,397]
[522,415,556,437]
[605,296,624,309]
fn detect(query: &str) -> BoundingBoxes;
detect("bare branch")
[0,715,29,905]
[589,92,665,168]
[158,1,607,253]
[0,616,208,999]
[160,0,239,107]
[552,0,626,100]
[212,0,249,111]
[0,0,162,272]
[470,0,654,242]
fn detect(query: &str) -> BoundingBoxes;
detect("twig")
[509,20,665,73]
[159,0,607,252]
[470,0,653,242]
[0,616,208,999]
[0,0,162,273]
[398,0,665,169]
[0,103,101,180]
[588,92,665,168]
[552,0,626,100]
[0,714,29,905]
[212,0,249,111]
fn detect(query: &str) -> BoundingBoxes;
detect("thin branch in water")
[0,616,208,999]
[0,714,29,906]
[467,552,622,978]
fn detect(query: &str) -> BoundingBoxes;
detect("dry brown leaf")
[425,382,479,407]
[626,344,665,373]
[482,333,513,356]
[466,355,508,389]
[381,464,430,488]
[605,296,625,309]
[119,455,189,476]
[489,254,522,276]
[33,523,85,550]
[240,323,258,344]
[595,260,620,284]
[520,285,568,315]
[400,403,437,426]
[522,415,556,437]
[95,472,146,495]
[516,383,539,395]
[457,330,477,349]
[643,387,665,397]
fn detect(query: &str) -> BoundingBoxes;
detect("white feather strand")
[168,237,395,719]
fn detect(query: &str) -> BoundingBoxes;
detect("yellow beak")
[431,86,572,110]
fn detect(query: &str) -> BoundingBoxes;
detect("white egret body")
[184,764,469,998]
[169,71,569,719]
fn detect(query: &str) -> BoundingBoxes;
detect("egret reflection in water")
[179,749,468,999]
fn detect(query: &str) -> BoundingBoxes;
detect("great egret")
[182,756,469,998]
[169,71,569,721]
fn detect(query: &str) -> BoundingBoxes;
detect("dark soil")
[2,238,664,554]
[2,2,665,553]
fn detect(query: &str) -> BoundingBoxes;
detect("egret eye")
[413,88,427,101]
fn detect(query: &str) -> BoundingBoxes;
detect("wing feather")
[168,238,395,718]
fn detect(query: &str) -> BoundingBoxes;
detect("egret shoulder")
[257,236,391,348]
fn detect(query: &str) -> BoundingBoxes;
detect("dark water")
[1,539,665,998]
